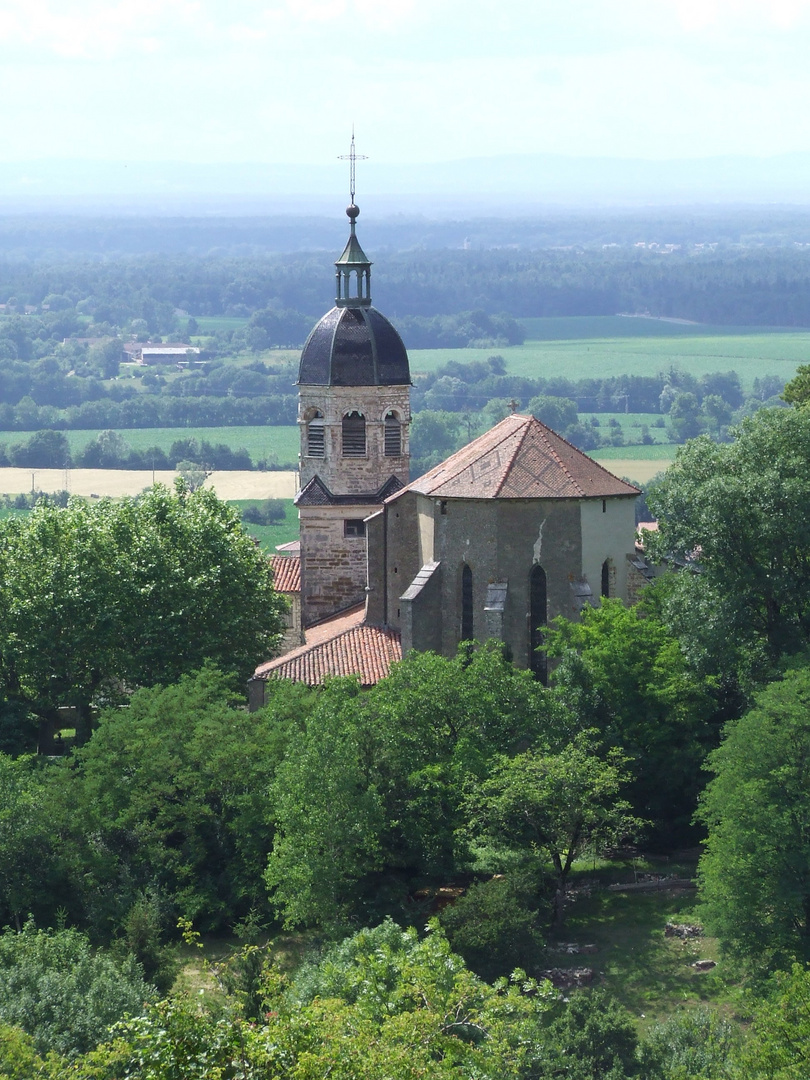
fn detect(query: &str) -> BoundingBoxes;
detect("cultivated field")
[0,426,302,466]
[411,316,810,387]
[0,468,298,499]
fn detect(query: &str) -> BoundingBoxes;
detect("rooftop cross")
[338,128,368,207]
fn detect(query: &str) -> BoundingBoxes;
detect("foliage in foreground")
[0,921,154,1059]
[697,666,810,969]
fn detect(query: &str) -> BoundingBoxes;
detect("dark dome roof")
[298,306,410,387]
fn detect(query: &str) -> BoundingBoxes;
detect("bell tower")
[295,136,411,627]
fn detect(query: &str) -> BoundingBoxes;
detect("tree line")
[6,244,810,328]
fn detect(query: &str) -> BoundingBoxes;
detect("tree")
[8,430,71,468]
[78,920,554,1080]
[647,409,810,677]
[544,599,717,841]
[70,666,310,933]
[729,964,810,1080]
[464,734,640,927]
[696,666,810,969]
[0,483,285,738]
[782,363,810,407]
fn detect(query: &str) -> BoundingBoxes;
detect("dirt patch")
[0,468,298,499]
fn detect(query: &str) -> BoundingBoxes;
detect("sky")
[0,0,809,166]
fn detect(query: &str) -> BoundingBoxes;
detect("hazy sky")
[1,0,809,165]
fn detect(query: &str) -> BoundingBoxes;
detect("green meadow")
[409,316,810,387]
[0,426,301,466]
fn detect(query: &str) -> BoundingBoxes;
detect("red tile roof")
[253,607,401,687]
[401,414,640,500]
[269,554,301,594]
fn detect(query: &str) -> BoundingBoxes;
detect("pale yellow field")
[0,469,299,499]
[592,458,674,484]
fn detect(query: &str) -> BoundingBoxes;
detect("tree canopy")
[648,409,810,680]
[696,666,810,968]
[0,483,285,743]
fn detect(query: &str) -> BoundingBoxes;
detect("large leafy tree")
[647,409,810,680]
[696,666,810,969]
[544,599,717,840]
[0,482,285,742]
[464,734,640,928]
[66,667,312,933]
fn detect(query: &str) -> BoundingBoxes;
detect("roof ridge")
[411,413,527,494]
[532,419,587,498]
[493,415,533,496]
[539,419,642,495]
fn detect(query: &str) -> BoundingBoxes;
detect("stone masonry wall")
[298,384,410,495]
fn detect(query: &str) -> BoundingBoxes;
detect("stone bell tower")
[295,137,411,627]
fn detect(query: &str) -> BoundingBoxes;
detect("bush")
[439,874,545,980]
[0,921,154,1058]
[241,499,285,526]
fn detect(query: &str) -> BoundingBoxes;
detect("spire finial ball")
[346,203,360,221]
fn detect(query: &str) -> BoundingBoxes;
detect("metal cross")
[338,128,368,205]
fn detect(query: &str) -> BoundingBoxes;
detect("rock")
[539,967,594,988]
[692,959,716,971]
[665,922,703,938]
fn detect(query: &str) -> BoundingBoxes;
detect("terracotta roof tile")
[253,620,401,687]
[400,414,640,501]
[269,554,301,594]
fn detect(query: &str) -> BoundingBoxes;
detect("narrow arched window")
[461,563,473,642]
[307,411,325,456]
[342,411,366,456]
[384,411,402,456]
[529,563,547,683]
[601,558,611,598]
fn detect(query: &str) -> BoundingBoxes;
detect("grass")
[231,498,299,550]
[592,443,679,461]
[553,854,740,1025]
[0,426,300,467]
[410,318,810,388]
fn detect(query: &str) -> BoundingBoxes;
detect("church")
[248,189,643,706]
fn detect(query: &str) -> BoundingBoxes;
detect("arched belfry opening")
[529,563,548,683]
[384,410,402,456]
[307,411,325,457]
[342,411,366,456]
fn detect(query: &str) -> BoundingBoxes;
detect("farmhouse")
[249,197,644,704]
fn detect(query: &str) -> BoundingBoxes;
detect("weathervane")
[338,128,368,206]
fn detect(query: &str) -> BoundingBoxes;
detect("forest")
[1,394,810,1076]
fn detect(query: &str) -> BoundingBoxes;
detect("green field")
[231,498,298,550]
[0,426,301,466]
[579,412,670,443]
[410,318,810,388]
[0,498,299,551]
[191,315,250,333]
[593,442,679,461]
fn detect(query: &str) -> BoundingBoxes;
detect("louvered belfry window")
[342,411,366,456]
[384,411,401,456]
[307,413,325,456]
